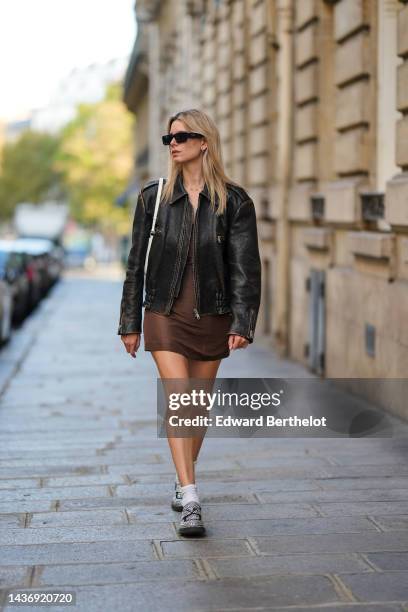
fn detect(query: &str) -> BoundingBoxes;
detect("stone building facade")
[123,0,408,419]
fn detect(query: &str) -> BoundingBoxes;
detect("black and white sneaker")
[171,480,183,512]
[178,501,206,537]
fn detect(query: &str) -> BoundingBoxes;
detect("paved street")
[0,269,408,611]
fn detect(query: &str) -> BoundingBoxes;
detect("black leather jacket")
[117,173,262,343]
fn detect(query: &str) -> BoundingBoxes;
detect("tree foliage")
[0,130,63,219]
[56,81,134,233]
[0,81,135,234]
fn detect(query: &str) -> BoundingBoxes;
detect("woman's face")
[168,119,206,164]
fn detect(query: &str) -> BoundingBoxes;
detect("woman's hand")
[121,333,141,358]
[228,333,249,351]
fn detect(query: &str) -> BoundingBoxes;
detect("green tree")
[56,81,134,234]
[0,130,63,219]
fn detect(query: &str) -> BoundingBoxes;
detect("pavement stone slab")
[0,479,40,490]
[43,474,128,487]
[0,567,31,588]
[338,571,408,602]
[0,540,155,565]
[0,514,25,528]
[315,502,408,516]
[0,575,343,611]
[364,551,408,570]
[0,501,54,514]
[0,465,103,478]
[257,488,408,504]
[198,516,378,538]
[253,531,408,555]
[0,485,111,502]
[317,477,408,490]
[160,539,255,559]
[27,509,128,528]
[320,465,408,478]
[33,559,204,587]
[0,523,175,545]
[369,515,408,531]
[206,552,373,578]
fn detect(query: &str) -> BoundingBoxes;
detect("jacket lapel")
[168,174,213,205]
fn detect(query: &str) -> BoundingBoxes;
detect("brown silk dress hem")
[143,202,232,362]
[143,343,230,361]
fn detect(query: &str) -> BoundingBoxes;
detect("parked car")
[0,235,65,345]
[12,238,64,298]
[0,240,30,325]
[0,277,12,345]
[16,249,43,312]
[45,240,65,286]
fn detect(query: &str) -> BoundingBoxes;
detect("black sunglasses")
[162,131,204,146]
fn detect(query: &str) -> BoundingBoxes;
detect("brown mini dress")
[143,204,232,361]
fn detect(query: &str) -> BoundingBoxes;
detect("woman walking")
[118,109,261,537]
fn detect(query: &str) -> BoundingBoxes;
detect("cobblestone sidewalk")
[0,273,408,611]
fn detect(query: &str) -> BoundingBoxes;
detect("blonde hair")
[160,108,240,216]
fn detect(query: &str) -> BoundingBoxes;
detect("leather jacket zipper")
[165,202,189,314]
[192,198,201,319]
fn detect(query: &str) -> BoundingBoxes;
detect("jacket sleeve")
[226,198,262,344]
[117,190,152,335]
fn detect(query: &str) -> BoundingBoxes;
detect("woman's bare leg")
[151,350,194,486]
[188,358,222,466]
[151,351,222,486]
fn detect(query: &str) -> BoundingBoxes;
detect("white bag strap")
[144,177,164,280]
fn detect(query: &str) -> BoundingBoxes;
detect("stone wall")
[125,0,408,419]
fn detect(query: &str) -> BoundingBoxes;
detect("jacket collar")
[168,173,211,205]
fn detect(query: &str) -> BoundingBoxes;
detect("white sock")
[176,460,197,485]
[180,483,199,506]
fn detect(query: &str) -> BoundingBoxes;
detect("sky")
[0,0,137,122]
